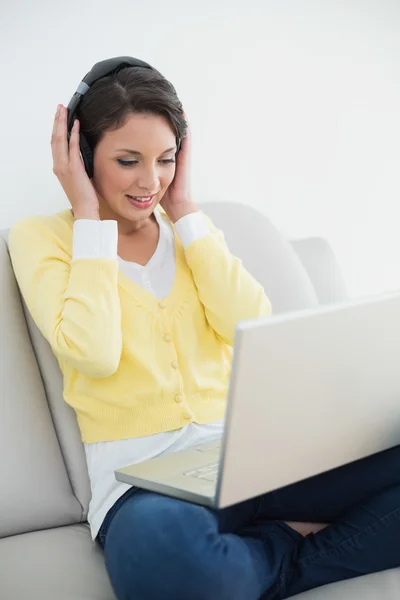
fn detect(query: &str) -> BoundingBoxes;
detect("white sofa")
[0,201,399,599]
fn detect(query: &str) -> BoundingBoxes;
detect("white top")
[74,209,225,540]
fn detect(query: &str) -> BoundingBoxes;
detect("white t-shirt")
[74,209,225,540]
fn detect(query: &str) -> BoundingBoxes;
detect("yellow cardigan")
[9,209,271,443]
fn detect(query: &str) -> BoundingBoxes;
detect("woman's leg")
[279,482,400,599]
[100,489,302,600]
[252,445,400,598]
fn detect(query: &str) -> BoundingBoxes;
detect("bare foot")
[284,521,330,536]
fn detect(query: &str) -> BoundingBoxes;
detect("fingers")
[51,104,60,141]
[69,118,81,166]
[57,105,70,165]
[51,105,69,175]
[51,105,60,167]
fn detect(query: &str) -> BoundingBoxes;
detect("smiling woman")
[91,111,178,223]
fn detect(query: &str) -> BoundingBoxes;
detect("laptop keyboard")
[184,461,219,482]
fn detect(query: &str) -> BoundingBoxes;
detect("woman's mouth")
[126,194,156,209]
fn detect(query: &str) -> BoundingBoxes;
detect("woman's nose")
[136,165,159,192]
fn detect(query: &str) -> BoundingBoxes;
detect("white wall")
[1,0,399,298]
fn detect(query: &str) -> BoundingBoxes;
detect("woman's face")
[92,112,177,224]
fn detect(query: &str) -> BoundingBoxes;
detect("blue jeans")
[98,445,400,599]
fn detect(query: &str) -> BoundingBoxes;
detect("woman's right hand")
[51,104,100,220]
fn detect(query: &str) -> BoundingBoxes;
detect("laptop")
[115,291,400,509]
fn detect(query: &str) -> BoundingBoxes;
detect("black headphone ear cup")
[79,133,94,178]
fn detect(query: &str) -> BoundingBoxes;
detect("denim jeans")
[97,445,400,600]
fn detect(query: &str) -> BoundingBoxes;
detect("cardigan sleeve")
[9,217,123,378]
[181,212,272,345]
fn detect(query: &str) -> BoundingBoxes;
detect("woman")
[9,57,400,600]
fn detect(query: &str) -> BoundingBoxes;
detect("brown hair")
[76,66,187,149]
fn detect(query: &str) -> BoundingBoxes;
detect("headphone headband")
[82,56,153,87]
[67,56,181,178]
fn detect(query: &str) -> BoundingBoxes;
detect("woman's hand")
[51,104,100,220]
[160,117,198,223]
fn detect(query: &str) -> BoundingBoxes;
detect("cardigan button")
[183,410,194,420]
[159,300,166,309]
[174,394,183,403]
[171,360,178,369]
[164,334,172,342]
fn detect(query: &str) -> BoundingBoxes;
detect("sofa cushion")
[21,305,92,519]
[291,237,348,304]
[200,202,320,313]
[0,524,116,600]
[0,235,82,537]
[2,222,92,518]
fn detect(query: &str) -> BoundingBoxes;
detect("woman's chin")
[116,201,156,223]
[99,196,160,223]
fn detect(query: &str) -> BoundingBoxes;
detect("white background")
[1,0,399,298]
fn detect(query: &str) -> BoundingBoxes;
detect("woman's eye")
[117,158,175,167]
[117,159,138,167]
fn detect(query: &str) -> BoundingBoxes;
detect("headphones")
[67,56,182,178]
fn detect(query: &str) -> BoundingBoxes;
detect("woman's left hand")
[160,116,198,223]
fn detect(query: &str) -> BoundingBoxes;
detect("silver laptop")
[115,291,400,509]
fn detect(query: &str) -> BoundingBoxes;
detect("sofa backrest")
[201,203,348,308]
[202,202,319,312]
[0,234,83,538]
[0,202,348,537]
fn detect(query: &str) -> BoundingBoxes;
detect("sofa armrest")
[290,237,349,305]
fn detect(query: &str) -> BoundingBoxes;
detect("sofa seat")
[0,524,116,600]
